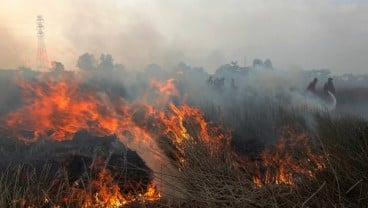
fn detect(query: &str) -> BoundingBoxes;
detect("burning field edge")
[0,71,367,207]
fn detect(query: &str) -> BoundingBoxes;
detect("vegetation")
[0,107,367,207]
[0,67,367,207]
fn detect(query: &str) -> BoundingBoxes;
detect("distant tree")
[17,66,32,72]
[114,63,125,72]
[264,59,273,69]
[178,62,191,71]
[145,63,162,74]
[252,59,263,68]
[216,64,231,76]
[98,54,114,71]
[77,53,97,71]
[17,66,39,78]
[230,61,239,68]
[177,62,205,74]
[51,61,65,71]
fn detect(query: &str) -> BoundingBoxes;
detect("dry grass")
[0,113,367,207]
[155,113,368,207]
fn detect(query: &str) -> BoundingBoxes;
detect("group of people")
[206,75,335,95]
[307,77,335,95]
[207,76,225,89]
[207,76,238,90]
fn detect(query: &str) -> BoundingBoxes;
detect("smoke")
[3,51,368,197]
[73,54,333,149]
[1,0,368,201]
[1,0,368,73]
[0,25,32,69]
[178,65,333,143]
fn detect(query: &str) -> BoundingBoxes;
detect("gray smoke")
[1,0,368,73]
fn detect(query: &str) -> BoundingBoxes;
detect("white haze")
[0,0,367,74]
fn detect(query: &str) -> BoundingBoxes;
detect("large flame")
[2,72,327,206]
[6,75,120,142]
[3,73,229,203]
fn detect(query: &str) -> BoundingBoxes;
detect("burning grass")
[0,133,162,208]
[0,162,161,208]
[251,126,325,186]
[1,111,368,207]
[160,116,368,207]
[0,71,367,207]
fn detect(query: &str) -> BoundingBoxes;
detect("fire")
[252,126,326,186]
[3,73,229,204]
[156,102,229,166]
[148,78,181,106]
[143,183,162,200]
[144,78,229,164]
[6,75,120,142]
[67,168,160,208]
[161,103,228,145]
[151,78,179,99]
[5,74,224,151]
[1,71,328,206]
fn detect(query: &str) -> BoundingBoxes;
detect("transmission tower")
[36,15,50,71]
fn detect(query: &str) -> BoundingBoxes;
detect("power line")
[36,15,50,71]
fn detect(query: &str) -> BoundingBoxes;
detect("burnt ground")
[0,130,153,194]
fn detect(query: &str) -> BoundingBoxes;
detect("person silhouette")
[307,78,318,93]
[323,78,335,95]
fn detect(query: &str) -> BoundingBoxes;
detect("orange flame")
[252,126,325,186]
[6,75,120,142]
[67,168,160,208]
[2,73,327,202]
[3,74,229,203]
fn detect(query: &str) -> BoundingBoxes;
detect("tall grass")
[0,107,368,207]
[157,112,368,207]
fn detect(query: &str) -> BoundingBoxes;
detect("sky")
[0,0,367,74]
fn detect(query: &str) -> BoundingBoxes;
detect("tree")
[51,61,65,71]
[252,59,263,68]
[98,54,114,71]
[77,53,97,71]
[264,59,273,69]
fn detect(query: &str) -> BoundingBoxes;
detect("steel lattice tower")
[36,15,50,71]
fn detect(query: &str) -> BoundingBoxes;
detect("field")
[0,69,367,207]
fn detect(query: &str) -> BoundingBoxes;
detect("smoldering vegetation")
[0,54,368,207]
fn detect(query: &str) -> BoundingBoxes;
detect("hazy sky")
[0,0,367,74]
